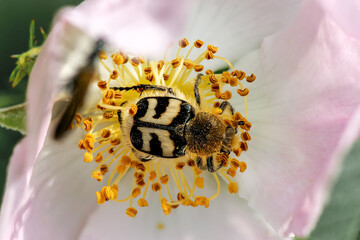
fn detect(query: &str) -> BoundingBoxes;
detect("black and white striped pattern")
[130,97,195,158]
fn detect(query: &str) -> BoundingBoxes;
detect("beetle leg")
[194,74,203,106]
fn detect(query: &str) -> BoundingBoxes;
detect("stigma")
[72,38,255,217]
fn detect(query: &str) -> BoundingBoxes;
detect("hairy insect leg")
[194,74,203,106]
[219,101,234,116]
[111,84,175,95]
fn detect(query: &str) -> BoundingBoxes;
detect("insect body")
[115,76,242,172]
[54,39,104,139]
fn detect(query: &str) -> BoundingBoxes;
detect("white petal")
[232,0,360,236]
[182,0,302,65]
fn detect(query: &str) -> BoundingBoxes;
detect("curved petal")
[0,139,31,240]
[233,0,360,236]
[13,128,101,240]
[182,0,302,66]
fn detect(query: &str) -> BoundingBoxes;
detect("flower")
[1,0,360,240]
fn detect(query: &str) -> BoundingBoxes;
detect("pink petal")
[182,0,302,67]
[0,139,31,240]
[233,0,360,236]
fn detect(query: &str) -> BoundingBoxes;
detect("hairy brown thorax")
[185,112,226,155]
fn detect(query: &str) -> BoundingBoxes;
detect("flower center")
[73,38,255,217]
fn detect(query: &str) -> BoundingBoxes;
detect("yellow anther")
[97,80,107,90]
[157,60,164,70]
[194,167,202,175]
[104,89,115,99]
[205,69,213,75]
[144,67,152,75]
[239,161,247,173]
[194,64,204,72]
[83,117,93,132]
[163,74,169,81]
[91,171,103,182]
[94,153,103,163]
[194,39,204,48]
[132,187,141,198]
[134,172,144,180]
[205,51,214,60]
[230,77,238,87]
[136,163,146,172]
[175,162,185,170]
[171,58,181,68]
[207,44,218,53]
[145,74,154,82]
[233,148,241,157]
[240,141,248,151]
[130,160,138,168]
[116,164,127,174]
[83,138,94,151]
[211,83,220,92]
[160,174,169,185]
[129,104,138,116]
[187,159,195,167]
[228,182,238,194]
[120,156,131,165]
[233,112,243,121]
[102,185,118,200]
[161,198,172,215]
[98,50,107,60]
[213,108,222,115]
[78,140,85,150]
[184,60,194,69]
[239,120,252,131]
[223,90,232,100]
[195,196,209,208]
[137,198,149,207]
[131,57,140,66]
[101,129,111,139]
[246,73,256,82]
[136,179,146,187]
[74,113,82,124]
[83,152,93,163]
[139,56,145,64]
[152,182,161,192]
[110,70,119,80]
[237,88,249,96]
[96,191,105,204]
[241,132,251,141]
[177,193,185,201]
[227,167,237,177]
[209,74,218,83]
[85,133,95,141]
[112,53,124,65]
[179,38,189,48]
[230,159,240,169]
[100,165,108,175]
[195,177,204,188]
[103,112,114,119]
[231,70,246,80]
[110,138,121,146]
[126,207,138,218]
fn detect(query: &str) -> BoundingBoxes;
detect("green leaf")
[0,103,26,134]
[29,19,35,48]
[309,139,360,240]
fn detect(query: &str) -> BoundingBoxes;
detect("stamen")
[74,38,254,217]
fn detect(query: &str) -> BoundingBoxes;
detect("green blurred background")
[0,0,83,205]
